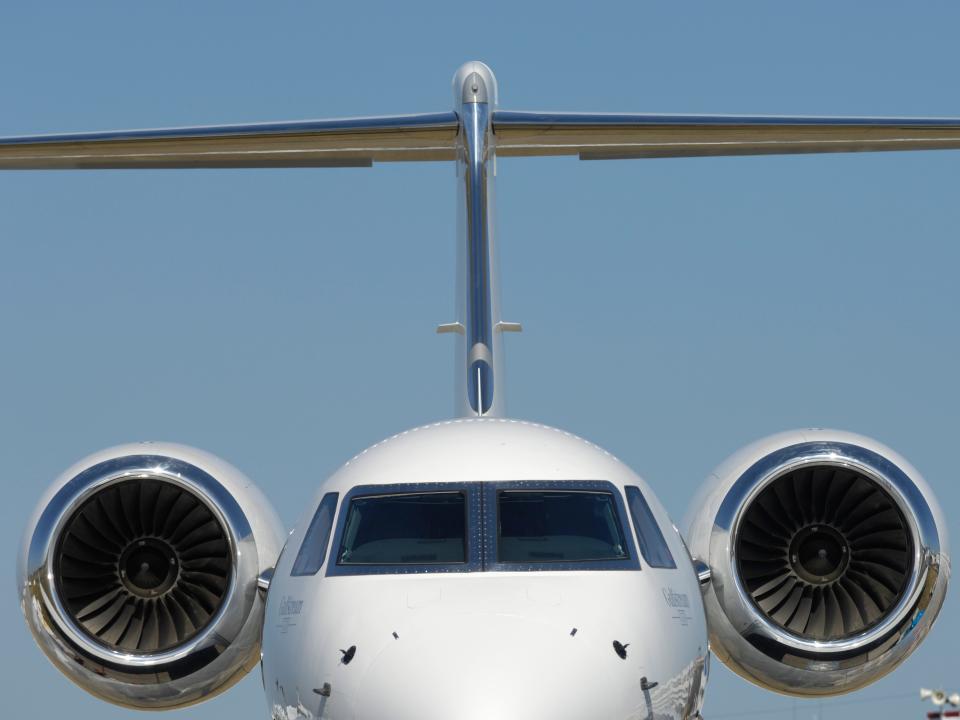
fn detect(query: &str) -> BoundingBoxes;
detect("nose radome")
[355,613,647,720]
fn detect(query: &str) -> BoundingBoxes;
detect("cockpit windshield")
[497,490,628,562]
[337,492,466,565]
[321,481,640,576]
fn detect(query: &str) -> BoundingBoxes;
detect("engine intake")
[685,430,948,697]
[737,464,912,642]
[56,477,232,654]
[19,444,284,710]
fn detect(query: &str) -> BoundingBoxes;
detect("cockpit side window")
[337,492,466,565]
[497,490,628,563]
[291,492,339,576]
[625,485,677,569]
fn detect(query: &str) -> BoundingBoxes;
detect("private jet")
[13,62,953,719]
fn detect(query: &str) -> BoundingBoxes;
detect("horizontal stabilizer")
[0,113,459,169]
[5,109,960,169]
[492,111,960,159]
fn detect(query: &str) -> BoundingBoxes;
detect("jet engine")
[685,429,948,696]
[18,442,284,709]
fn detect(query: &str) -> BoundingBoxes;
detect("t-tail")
[446,62,516,417]
[5,62,956,716]
[9,61,960,416]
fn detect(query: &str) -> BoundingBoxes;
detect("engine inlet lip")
[714,441,940,656]
[26,455,255,669]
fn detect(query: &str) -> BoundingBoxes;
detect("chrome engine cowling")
[685,429,949,697]
[18,442,284,710]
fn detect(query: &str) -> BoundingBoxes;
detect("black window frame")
[625,485,677,569]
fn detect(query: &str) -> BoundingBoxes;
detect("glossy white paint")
[262,419,708,720]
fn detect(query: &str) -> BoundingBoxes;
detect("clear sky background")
[2,3,958,719]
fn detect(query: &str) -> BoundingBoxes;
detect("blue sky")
[2,3,959,718]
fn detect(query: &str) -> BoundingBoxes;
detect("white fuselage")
[262,419,708,720]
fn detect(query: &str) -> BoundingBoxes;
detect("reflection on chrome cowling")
[18,443,283,710]
[685,430,949,697]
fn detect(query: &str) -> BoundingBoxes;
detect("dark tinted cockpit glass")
[291,492,339,576]
[625,486,677,569]
[337,492,466,565]
[497,491,628,562]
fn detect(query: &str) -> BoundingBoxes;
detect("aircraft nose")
[355,613,648,720]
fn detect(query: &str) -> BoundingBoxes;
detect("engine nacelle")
[685,429,949,697]
[18,443,284,710]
